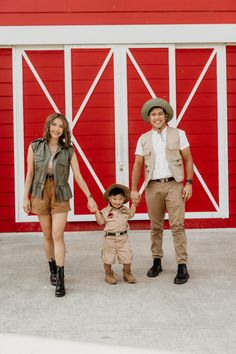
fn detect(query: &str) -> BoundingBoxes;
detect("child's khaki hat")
[103,184,131,204]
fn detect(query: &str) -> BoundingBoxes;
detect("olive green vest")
[31,139,74,201]
[140,127,184,186]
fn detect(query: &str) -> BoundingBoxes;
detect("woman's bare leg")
[51,212,68,266]
[38,215,54,260]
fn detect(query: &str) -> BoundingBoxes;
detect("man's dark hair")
[148,106,167,116]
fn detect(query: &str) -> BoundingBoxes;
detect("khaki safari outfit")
[98,184,136,285]
[30,138,73,215]
[132,97,193,284]
[101,204,134,265]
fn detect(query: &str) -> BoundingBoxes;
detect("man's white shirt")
[135,127,189,179]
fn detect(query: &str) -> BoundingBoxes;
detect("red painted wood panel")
[1,45,236,232]
[1,12,236,26]
[176,49,219,209]
[0,0,236,25]
[127,47,220,215]
[127,48,169,212]
[1,0,236,12]
[226,46,236,227]
[71,49,115,214]
[23,50,65,152]
[0,49,15,232]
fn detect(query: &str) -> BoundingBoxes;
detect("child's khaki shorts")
[31,180,71,216]
[102,234,133,264]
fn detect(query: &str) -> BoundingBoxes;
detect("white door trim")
[1,24,236,46]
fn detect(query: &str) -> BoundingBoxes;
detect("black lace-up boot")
[174,264,189,284]
[147,258,162,277]
[48,259,57,286]
[55,266,66,297]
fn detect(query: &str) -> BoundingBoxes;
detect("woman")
[23,113,97,297]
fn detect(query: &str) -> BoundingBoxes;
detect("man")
[131,97,193,284]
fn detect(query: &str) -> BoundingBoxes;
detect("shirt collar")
[152,126,167,135]
[106,204,125,212]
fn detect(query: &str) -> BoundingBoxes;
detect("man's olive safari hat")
[103,183,130,204]
[141,97,174,123]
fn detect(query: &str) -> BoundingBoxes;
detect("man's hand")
[182,184,192,201]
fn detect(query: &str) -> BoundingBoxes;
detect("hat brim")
[141,98,174,122]
[103,183,130,203]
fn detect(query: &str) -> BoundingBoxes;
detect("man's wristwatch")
[186,179,193,185]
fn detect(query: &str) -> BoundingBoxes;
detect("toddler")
[95,183,136,284]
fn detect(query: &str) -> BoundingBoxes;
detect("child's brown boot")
[123,264,136,283]
[104,263,117,284]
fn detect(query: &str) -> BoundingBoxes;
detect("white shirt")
[135,128,189,179]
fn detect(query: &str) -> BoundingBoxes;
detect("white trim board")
[1,25,236,46]
[20,211,228,223]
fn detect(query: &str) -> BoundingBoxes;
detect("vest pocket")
[143,148,151,156]
[34,155,44,167]
[168,144,179,150]
[57,159,68,166]
[56,159,69,185]
[57,159,68,172]
[171,159,183,166]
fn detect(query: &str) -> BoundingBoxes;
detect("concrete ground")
[1,229,236,354]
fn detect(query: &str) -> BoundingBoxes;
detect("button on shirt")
[101,205,135,233]
[135,128,189,179]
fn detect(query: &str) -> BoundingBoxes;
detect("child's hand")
[131,190,140,207]
[87,197,98,213]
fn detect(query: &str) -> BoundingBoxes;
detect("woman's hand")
[23,198,31,214]
[87,196,98,213]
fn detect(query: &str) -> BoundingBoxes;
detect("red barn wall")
[0,1,236,25]
[0,1,236,232]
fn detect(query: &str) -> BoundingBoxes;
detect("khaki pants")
[145,180,188,264]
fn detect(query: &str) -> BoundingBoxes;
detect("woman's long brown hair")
[43,113,72,147]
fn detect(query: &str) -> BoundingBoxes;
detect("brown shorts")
[31,180,71,216]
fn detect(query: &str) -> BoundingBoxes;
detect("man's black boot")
[174,264,189,284]
[147,258,162,277]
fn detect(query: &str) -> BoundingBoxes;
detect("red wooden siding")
[71,49,115,213]
[0,49,14,232]
[23,50,65,148]
[127,48,170,213]
[22,48,115,216]
[176,49,218,212]
[1,1,236,25]
[186,46,236,228]
[127,48,221,221]
[0,45,236,231]
[227,46,236,225]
